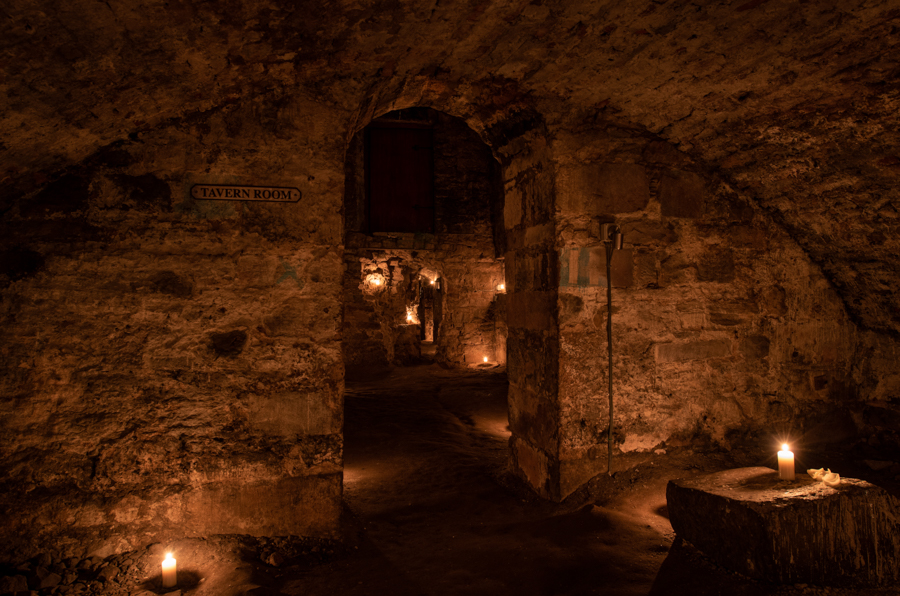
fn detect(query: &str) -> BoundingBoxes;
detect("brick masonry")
[546,121,877,500]
[0,93,348,558]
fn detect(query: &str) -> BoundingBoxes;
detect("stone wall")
[2,70,897,557]
[494,109,891,502]
[342,109,506,370]
[499,125,562,500]
[550,121,863,499]
[0,92,347,558]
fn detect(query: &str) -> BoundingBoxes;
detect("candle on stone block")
[161,553,177,588]
[777,444,795,480]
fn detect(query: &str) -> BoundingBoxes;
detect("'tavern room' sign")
[191,184,301,202]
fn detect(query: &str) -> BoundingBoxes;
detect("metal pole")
[606,242,614,476]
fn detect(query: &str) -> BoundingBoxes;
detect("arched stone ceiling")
[3,0,900,334]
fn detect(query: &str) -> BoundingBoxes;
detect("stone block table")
[666,467,900,588]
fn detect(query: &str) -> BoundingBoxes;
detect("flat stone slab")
[666,467,900,587]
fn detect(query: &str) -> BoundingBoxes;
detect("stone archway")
[339,84,567,501]
[341,106,507,373]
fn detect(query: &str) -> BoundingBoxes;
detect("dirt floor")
[69,364,899,596]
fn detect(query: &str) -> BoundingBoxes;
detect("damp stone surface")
[667,467,900,588]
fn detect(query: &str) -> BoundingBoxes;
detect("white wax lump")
[806,467,840,487]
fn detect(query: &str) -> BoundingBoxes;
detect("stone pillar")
[500,130,564,500]
[552,159,646,498]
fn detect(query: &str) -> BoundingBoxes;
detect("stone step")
[666,466,900,588]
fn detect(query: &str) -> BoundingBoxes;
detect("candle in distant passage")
[161,553,177,588]
[483,356,488,363]
[777,444,795,480]
[497,283,505,291]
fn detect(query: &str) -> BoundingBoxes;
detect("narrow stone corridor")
[326,364,672,596]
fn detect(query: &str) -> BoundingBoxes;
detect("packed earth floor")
[8,365,900,596]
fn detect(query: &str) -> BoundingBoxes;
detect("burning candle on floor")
[778,443,795,480]
[161,553,177,588]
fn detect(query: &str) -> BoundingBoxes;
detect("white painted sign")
[191,184,301,202]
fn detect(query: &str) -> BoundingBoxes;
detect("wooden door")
[367,124,434,233]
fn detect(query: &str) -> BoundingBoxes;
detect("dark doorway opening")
[366,120,435,234]
[342,107,506,373]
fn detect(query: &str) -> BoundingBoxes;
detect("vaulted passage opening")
[339,106,513,531]
[341,107,507,373]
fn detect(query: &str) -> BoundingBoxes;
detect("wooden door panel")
[368,126,434,233]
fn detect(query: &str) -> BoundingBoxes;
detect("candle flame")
[164,553,174,562]
[483,356,488,363]
[430,279,435,285]
[781,443,789,451]
[405,306,419,325]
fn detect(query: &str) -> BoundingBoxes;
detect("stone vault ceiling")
[2,0,900,335]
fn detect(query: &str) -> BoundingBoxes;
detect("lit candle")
[483,356,488,363]
[497,283,505,291]
[161,553,177,588]
[777,444,795,480]
[430,279,435,285]
[374,278,381,286]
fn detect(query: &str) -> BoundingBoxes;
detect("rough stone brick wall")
[342,109,506,370]
[0,93,347,558]
[551,120,864,498]
[499,127,562,500]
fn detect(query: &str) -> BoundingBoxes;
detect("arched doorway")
[341,107,507,373]
[336,107,515,586]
